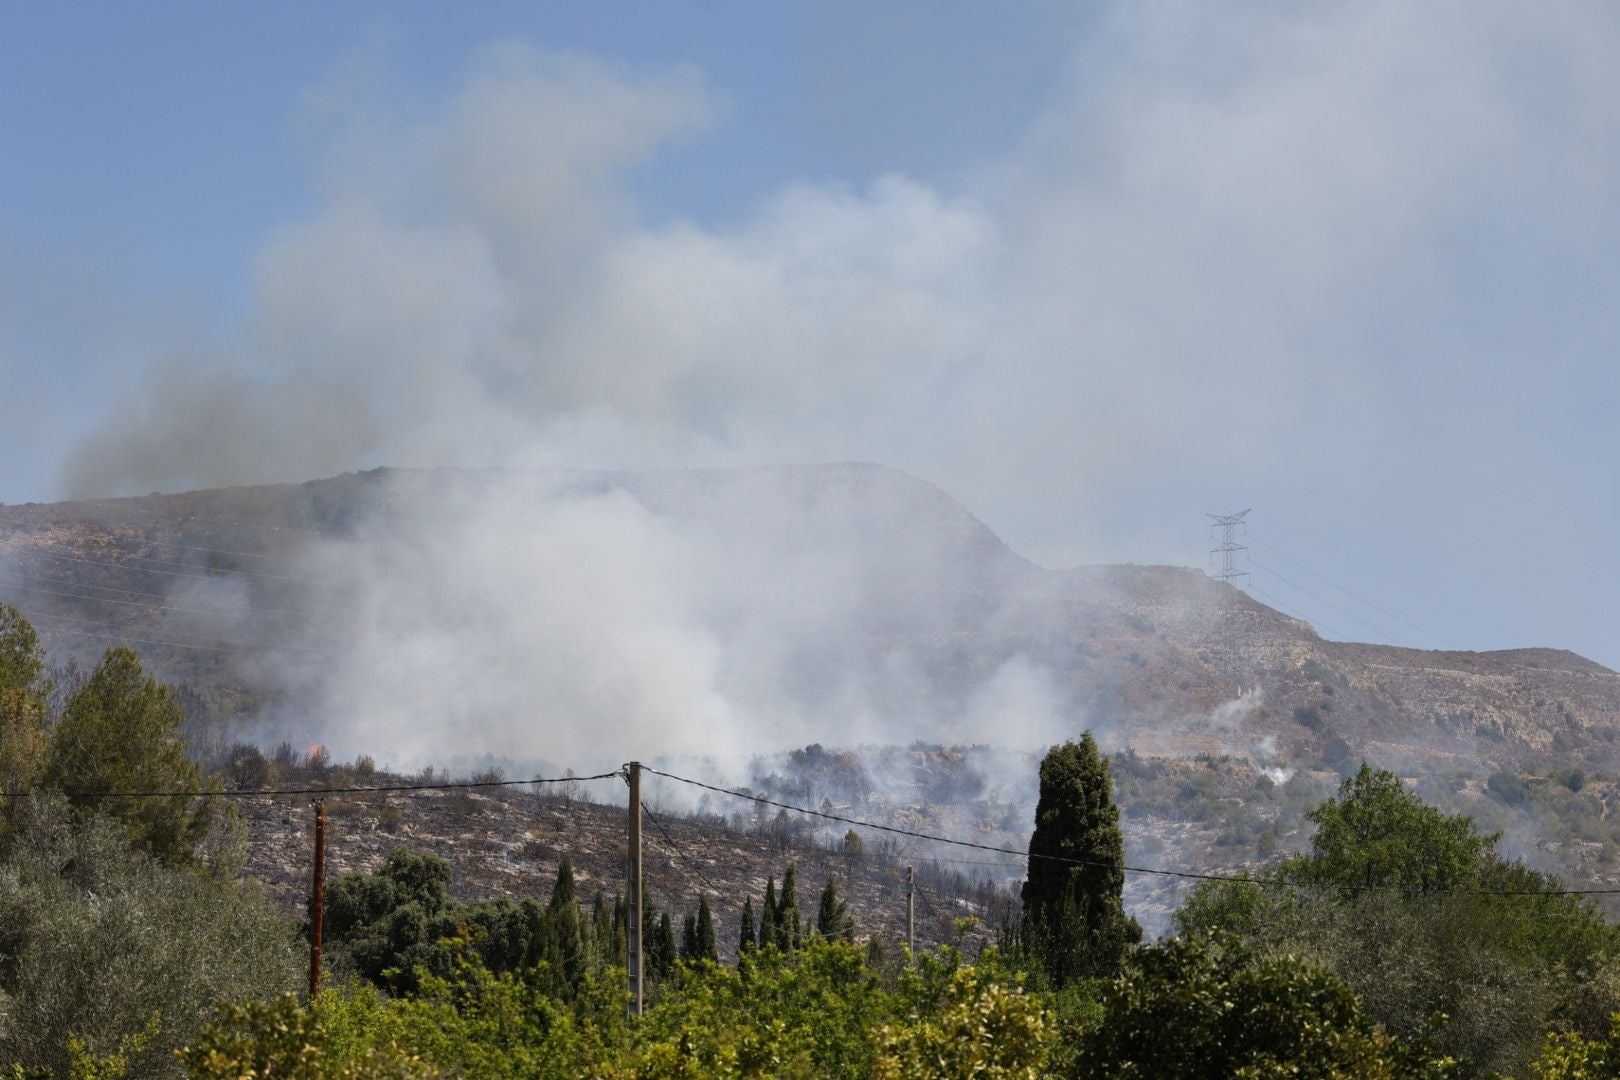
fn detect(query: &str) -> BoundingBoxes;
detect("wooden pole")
[906,865,915,964]
[309,800,326,999]
[626,762,643,1017]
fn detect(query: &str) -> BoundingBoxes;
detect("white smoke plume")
[38,4,1620,769]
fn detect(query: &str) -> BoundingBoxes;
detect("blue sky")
[3,2,1620,669]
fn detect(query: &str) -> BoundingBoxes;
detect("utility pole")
[1207,509,1251,685]
[905,865,915,964]
[309,800,326,999]
[626,762,643,1018]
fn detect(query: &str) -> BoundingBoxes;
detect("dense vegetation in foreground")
[5,602,1620,1077]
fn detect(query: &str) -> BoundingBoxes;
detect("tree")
[547,857,585,989]
[777,863,802,951]
[1075,932,1459,1078]
[816,874,854,940]
[42,646,215,865]
[738,897,757,953]
[650,911,676,980]
[1020,733,1140,985]
[680,913,699,961]
[1289,763,1496,891]
[1176,766,1620,1076]
[760,879,779,950]
[0,800,302,1077]
[694,896,718,962]
[0,604,48,846]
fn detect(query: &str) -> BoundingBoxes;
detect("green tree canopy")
[1286,763,1497,891]
[1076,931,1458,1078]
[42,646,215,865]
[738,896,757,953]
[816,874,854,941]
[1175,764,1620,1076]
[0,604,49,845]
[694,895,718,962]
[1020,733,1141,984]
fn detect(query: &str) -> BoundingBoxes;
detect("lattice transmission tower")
[1207,508,1251,686]
[1207,509,1251,587]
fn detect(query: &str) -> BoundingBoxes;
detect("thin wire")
[1249,535,1460,650]
[0,770,622,801]
[1,564,310,613]
[0,574,314,622]
[19,549,308,588]
[641,800,725,900]
[13,605,319,655]
[1244,583,1356,643]
[1248,557,1421,649]
[640,766,1620,899]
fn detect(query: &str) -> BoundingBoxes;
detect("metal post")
[906,865,915,963]
[626,762,644,1017]
[309,800,326,999]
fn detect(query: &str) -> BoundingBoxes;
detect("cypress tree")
[610,893,629,968]
[760,878,779,950]
[816,874,854,940]
[588,890,614,972]
[651,910,676,980]
[1020,733,1141,985]
[777,863,801,950]
[695,896,718,962]
[548,857,584,989]
[739,896,757,952]
[680,913,699,961]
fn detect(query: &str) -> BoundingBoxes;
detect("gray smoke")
[58,6,1620,574]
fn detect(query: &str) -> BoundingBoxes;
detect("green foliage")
[1076,932,1459,1079]
[0,605,49,848]
[178,991,437,1079]
[1532,1013,1620,1078]
[1020,733,1141,985]
[776,862,803,950]
[322,851,622,999]
[693,896,718,962]
[816,874,854,941]
[1176,765,1620,1076]
[759,878,778,950]
[1285,763,1496,891]
[42,647,217,866]
[0,800,301,1077]
[737,896,756,952]
[871,962,1053,1079]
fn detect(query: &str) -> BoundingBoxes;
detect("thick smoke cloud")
[64,5,1620,576]
[48,5,1620,769]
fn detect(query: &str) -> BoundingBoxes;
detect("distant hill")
[2,464,1617,778]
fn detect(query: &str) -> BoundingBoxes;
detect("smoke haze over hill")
[42,5,1620,664]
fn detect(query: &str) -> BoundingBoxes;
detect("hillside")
[8,465,1620,932]
[2,464,1616,777]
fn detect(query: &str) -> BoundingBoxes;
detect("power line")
[1249,535,1460,650]
[0,770,622,801]
[1246,558,1422,649]
[23,548,304,586]
[0,574,314,623]
[12,605,319,655]
[1243,583,1356,643]
[1,563,308,613]
[640,800,725,900]
[640,765,1620,899]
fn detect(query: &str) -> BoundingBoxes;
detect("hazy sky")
[3,2,1619,668]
